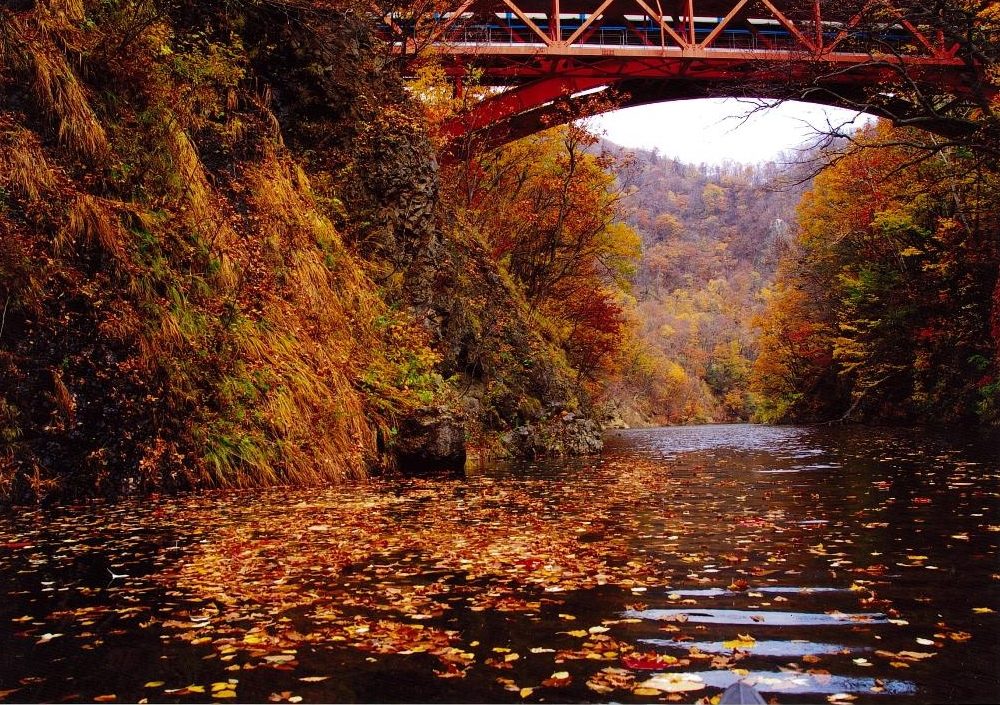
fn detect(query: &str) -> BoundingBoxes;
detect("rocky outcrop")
[393,406,467,472]
[507,413,603,459]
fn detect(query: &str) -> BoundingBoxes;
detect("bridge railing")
[438,25,919,54]
[393,21,920,56]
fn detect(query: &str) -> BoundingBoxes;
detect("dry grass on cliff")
[29,40,110,162]
[0,0,462,501]
[0,126,56,202]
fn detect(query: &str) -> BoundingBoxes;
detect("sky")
[589,98,874,166]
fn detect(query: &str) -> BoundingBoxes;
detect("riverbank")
[0,1,614,503]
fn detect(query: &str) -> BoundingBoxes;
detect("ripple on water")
[624,608,889,625]
[683,670,916,695]
[640,638,866,657]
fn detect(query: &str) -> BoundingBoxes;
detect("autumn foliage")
[0,0,455,501]
[443,125,640,402]
[751,121,1000,424]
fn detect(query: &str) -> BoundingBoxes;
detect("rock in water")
[394,406,467,472]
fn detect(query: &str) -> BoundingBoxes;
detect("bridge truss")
[374,1,989,149]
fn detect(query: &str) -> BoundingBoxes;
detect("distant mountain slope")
[602,144,814,424]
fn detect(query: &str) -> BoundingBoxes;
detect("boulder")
[394,406,467,472]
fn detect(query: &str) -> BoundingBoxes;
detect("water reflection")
[0,424,997,704]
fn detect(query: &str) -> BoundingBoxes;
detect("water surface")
[1,424,997,703]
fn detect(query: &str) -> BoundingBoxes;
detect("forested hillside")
[0,0,634,502]
[751,122,1000,426]
[603,150,808,425]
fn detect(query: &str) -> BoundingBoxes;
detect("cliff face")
[0,0,596,502]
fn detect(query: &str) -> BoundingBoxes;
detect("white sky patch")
[588,98,875,165]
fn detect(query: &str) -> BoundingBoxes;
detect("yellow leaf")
[561,630,588,637]
[504,653,520,662]
[633,687,662,696]
[214,691,237,699]
[519,687,534,699]
[93,696,117,703]
[973,607,994,614]
[143,682,164,689]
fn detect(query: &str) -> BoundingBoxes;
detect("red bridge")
[375,1,987,150]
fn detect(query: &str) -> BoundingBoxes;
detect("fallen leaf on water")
[622,652,679,669]
[560,630,588,638]
[972,607,994,614]
[143,682,164,688]
[638,673,706,693]
[588,626,609,634]
[586,667,634,694]
[541,671,571,688]
[213,691,237,699]
[633,687,662,697]
[93,696,116,703]
[433,663,468,679]
[166,685,206,695]
[519,687,534,699]
[827,694,857,702]
[722,634,756,650]
[298,676,331,683]
[897,651,936,661]
[264,654,296,663]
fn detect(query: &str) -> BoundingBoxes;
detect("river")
[0,424,997,703]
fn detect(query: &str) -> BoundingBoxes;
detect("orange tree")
[443,123,641,400]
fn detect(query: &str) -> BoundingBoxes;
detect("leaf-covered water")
[1,424,997,704]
